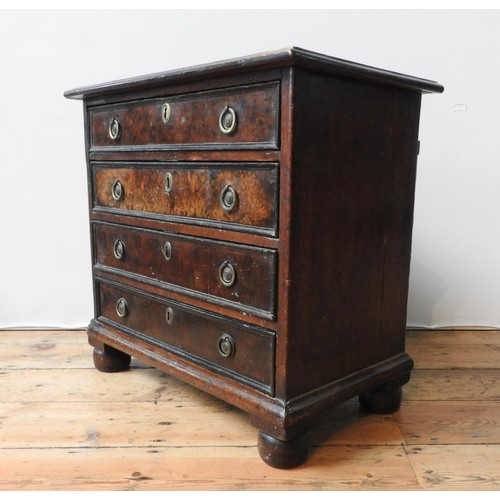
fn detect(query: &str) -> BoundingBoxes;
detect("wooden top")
[64,46,444,100]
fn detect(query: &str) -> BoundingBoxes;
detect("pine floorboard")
[0,328,499,490]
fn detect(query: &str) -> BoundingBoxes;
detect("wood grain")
[395,401,500,444]
[0,329,499,490]
[89,81,280,150]
[0,446,420,491]
[405,444,500,490]
[407,343,500,369]
[93,163,278,233]
[404,370,500,401]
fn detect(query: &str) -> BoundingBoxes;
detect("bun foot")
[257,432,309,469]
[93,346,131,373]
[359,385,403,414]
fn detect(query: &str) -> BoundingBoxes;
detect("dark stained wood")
[64,47,443,100]
[92,264,276,329]
[93,162,278,235]
[96,280,276,395]
[90,211,280,250]
[88,148,281,163]
[257,431,309,469]
[359,386,403,414]
[92,343,131,373]
[66,48,443,468]
[93,221,277,318]
[282,68,422,398]
[90,81,280,151]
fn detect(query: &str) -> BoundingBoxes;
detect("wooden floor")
[0,328,499,490]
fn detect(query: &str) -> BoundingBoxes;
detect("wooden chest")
[65,47,443,468]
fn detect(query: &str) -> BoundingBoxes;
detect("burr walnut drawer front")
[89,82,280,150]
[92,162,278,235]
[93,222,277,318]
[97,281,275,394]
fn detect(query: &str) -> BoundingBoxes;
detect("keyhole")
[162,103,171,124]
[165,307,174,325]
[164,172,173,193]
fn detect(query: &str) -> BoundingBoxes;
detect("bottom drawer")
[97,280,275,395]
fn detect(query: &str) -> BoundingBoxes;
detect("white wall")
[1,9,498,329]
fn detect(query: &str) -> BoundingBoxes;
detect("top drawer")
[89,82,280,151]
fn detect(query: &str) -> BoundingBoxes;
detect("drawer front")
[94,222,277,318]
[98,281,275,394]
[93,163,278,235]
[90,82,279,150]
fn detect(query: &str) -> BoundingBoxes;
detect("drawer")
[93,162,278,235]
[93,222,277,318]
[89,82,279,151]
[97,281,275,394]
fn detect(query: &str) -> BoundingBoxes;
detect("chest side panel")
[284,68,422,398]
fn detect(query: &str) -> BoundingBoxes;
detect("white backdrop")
[1,9,499,329]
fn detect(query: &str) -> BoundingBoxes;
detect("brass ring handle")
[108,117,121,140]
[115,298,128,318]
[113,240,125,260]
[217,333,236,358]
[220,185,238,212]
[219,261,236,287]
[111,180,123,201]
[219,106,237,134]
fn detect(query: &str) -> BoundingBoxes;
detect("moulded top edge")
[64,46,444,100]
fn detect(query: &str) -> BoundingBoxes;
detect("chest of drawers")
[65,47,443,468]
